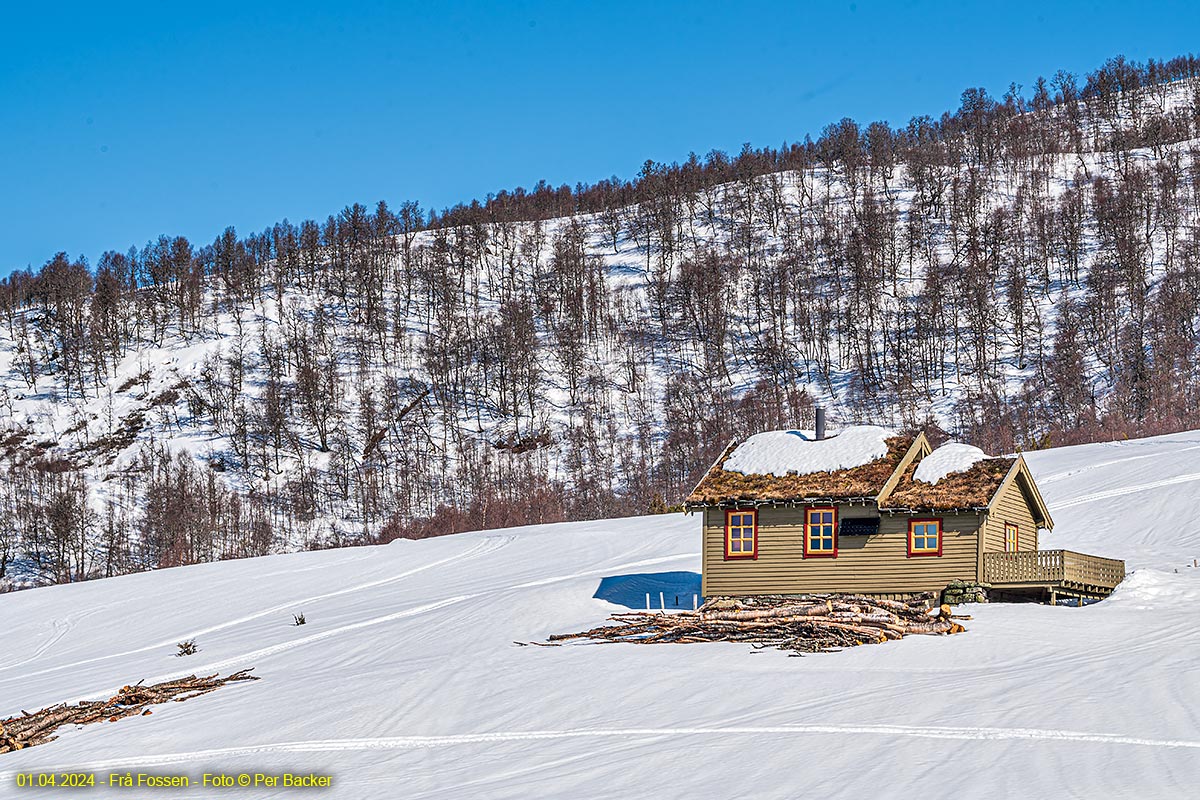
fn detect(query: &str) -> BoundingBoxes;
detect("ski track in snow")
[4,723,1197,779]
[507,552,698,589]
[0,610,97,672]
[24,550,700,708]
[64,595,479,705]
[0,535,514,685]
[1054,472,1200,509]
[1036,443,1200,484]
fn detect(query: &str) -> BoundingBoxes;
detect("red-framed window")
[908,518,943,557]
[1004,522,1018,552]
[724,509,758,559]
[803,506,837,558]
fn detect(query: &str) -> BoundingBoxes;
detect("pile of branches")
[539,594,967,656]
[0,670,258,754]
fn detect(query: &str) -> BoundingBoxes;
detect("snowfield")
[2,431,1200,798]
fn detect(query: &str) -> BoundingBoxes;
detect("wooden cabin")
[685,427,1125,604]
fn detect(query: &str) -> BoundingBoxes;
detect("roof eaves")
[688,495,880,508]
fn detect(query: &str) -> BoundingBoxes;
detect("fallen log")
[0,670,259,755]
[697,601,833,622]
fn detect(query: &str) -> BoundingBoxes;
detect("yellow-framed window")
[804,507,837,557]
[725,509,757,559]
[908,519,942,556]
[1004,522,1018,552]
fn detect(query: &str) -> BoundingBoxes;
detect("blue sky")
[1,1,1196,273]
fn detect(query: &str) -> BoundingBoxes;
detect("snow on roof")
[913,442,991,484]
[723,425,896,477]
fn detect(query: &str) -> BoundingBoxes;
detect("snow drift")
[913,442,991,484]
[723,425,894,476]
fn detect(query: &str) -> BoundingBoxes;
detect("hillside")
[1,431,1199,798]
[3,56,1200,586]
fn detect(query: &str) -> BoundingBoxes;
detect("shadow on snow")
[593,571,702,610]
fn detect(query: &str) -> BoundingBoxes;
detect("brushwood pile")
[539,594,967,656]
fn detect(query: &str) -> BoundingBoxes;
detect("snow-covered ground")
[2,431,1199,798]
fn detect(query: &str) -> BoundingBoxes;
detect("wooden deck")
[983,549,1126,603]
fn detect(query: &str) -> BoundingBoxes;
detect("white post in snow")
[645,593,650,612]
[660,591,666,612]
[693,594,698,611]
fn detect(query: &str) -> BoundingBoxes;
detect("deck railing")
[983,549,1126,590]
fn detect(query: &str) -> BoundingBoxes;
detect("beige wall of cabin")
[701,504,983,597]
[980,475,1040,553]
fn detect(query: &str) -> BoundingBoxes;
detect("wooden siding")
[982,473,1040,554]
[701,505,982,597]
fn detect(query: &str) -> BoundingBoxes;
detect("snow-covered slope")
[2,432,1199,798]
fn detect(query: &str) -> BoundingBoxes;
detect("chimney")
[815,407,826,441]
